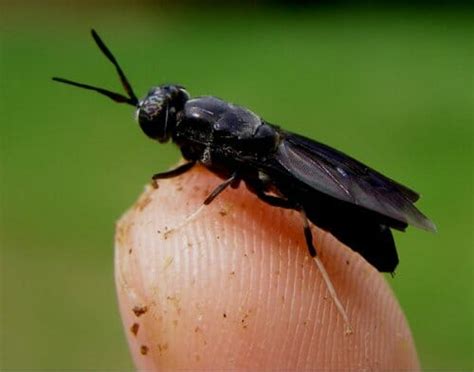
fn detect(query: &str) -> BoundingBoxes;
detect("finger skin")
[115,165,420,370]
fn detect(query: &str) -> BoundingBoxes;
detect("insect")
[53,30,436,331]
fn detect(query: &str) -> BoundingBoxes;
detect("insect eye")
[136,91,163,137]
[136,85,189,142]
[138,104,167,141]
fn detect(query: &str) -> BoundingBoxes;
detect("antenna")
[52,29,139,107]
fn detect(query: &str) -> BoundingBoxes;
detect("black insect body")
[53,31,435,328]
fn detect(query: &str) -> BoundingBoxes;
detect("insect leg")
[249,184,350,330]
[300,208,317,257]
[163,172,239,238]
[251,184,317,256]
[151,161,196,188]
[255,192,294,209]
[152,161,196,180]
[246,180,294,209]
[250,183,318,258]
[203,172,239,205]
[299,208,352,333]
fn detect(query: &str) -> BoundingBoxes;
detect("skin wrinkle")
[233,227,246,367]
[295,242,311,368]
[292,261,307,368]
[299,261,313,368]
[288,234,304,367]
[259,217,272,362]
[304,256,322,367]
[207,216,220,351]
[115,165,420,370]
[259,207,272,358]
[187,218,200,364]
[225,215,239,366]
[307,248,324,365]
[249,220,262,366]
[211,193,239,366]
[295,291,307,368]
[280,230,293,366]
[240,214,256,366]
[215,219,228,361]
[325,289,336,367]
[288,223,302,366]
[265,220,280,364]
[280,216,294,368]
[253,209,268,364]
[272,214,287,362]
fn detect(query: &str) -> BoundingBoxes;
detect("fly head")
[137,85,190,142]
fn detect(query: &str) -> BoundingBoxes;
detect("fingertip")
[115,165,420,370]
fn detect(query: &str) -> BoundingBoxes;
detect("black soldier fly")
[53,30,436,331]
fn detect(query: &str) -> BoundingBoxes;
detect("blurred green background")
[1,1,472,369]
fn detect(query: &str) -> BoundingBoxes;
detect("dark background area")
[1,0,473,369]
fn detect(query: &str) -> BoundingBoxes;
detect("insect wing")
[275,132,436,232]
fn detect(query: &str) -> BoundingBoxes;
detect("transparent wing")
[275,132,436,231]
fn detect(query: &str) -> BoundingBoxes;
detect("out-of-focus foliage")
[0,3,472,370]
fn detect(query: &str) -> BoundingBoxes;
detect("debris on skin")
[151,179,159,189]
[163,226,173,240]
[202,188,211,199]
[134,192,153,212]
[218,202,233,217]
[219,209,227,216]
[166,295,181,315]
[132,305,148,317]
[163,256,174,270]
[158,342,169,355]
[240,309,251,330]
[115,220,133,248]
[130,322,140,336]
[140,345,149,355]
